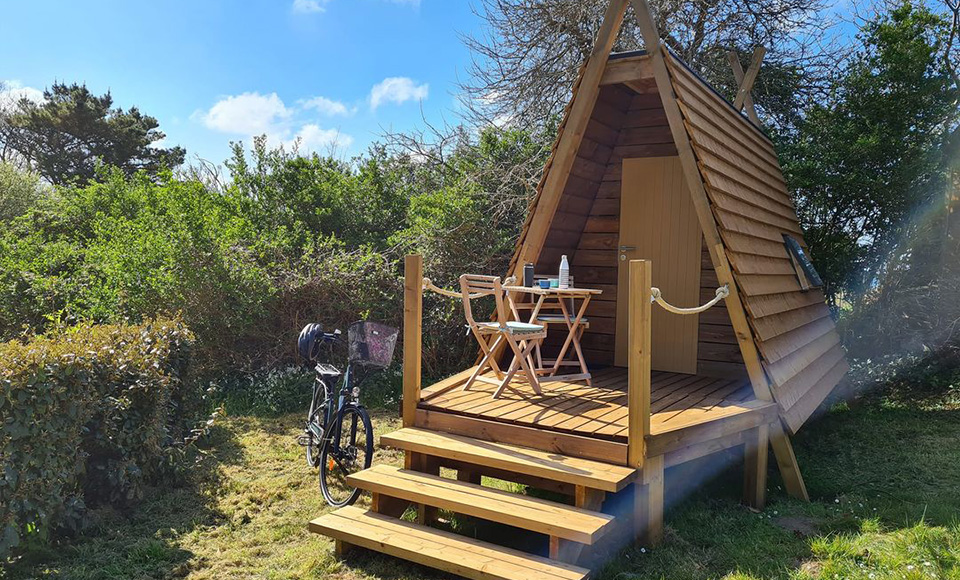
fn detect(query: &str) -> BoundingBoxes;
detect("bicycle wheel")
[304,378,329,468]
[304,415,322,468]
[319,405,373,507]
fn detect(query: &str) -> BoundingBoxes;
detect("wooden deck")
[420,367,765,443]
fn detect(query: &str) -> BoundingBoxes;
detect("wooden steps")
[381,427,636,492]
[310,506,591,580]
[348,465,615,544]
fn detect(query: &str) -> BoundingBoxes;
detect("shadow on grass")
[588,397,960,580]
[4,423,245,580]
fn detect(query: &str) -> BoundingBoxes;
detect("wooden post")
[403,254,423,428]
[634,454,664,545]
[627,260,652,468]
[743,423,769,509]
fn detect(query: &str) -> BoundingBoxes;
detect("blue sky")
[0,0,482,164]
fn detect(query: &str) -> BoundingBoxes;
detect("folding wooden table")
[503,285,601,385]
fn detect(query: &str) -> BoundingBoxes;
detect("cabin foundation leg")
[743,423,769,509]
[371,491,410,519]
[405,452,441,525]
[634,455,664,547]
[549,536,561,560]
[334,539,353,558]
[769,421,809,501]
[558,486,606,564]
[457,467,482,485]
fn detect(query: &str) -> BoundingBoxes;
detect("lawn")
[5,378,960,580]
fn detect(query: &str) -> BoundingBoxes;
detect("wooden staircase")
[309,427,639,580]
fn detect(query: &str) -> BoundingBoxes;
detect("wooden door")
[615,157,702,372]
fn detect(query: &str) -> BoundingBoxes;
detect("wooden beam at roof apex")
[600,55,655,86]
[728,50,760,124]
[731,46,766,115]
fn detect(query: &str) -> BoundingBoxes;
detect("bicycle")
[297,320,398,507]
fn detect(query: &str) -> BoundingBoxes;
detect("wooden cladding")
[665,51,847,433]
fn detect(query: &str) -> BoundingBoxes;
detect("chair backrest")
[459,274,508,330]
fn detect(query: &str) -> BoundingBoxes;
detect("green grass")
[5,378,960,580]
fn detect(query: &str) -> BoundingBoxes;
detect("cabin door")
[615,156,702,373]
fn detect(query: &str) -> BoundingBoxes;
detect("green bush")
[212,366,315,417]
[0,162,46,224]
[0,318,195,557]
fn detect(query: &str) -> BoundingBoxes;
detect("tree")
[0,83,185,185]
[781,2,960,305]
[460,0,832,135]
[0,162,45,223]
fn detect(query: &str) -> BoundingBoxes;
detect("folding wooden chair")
[459,274,547,399]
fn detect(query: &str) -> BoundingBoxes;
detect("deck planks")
[418,367,759,442]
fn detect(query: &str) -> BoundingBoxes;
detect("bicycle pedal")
[296,435,312,446]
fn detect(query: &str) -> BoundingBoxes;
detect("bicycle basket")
[347,321,399,369]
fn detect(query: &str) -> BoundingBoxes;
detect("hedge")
[0,318,194,556]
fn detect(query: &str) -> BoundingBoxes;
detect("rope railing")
[421,276,517,300]
[422,277,472,299]
[651,284,729,315]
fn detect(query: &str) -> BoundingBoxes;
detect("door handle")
[618,245,637,251]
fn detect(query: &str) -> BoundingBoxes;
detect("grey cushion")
[476,321,545,334]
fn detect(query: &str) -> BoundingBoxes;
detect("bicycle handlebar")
[319,330,342,344]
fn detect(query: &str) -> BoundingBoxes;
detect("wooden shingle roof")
[663,50,848,433]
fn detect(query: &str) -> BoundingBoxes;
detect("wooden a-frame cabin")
[310,0,848,578]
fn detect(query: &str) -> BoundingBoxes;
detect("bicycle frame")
[310,362,360,455]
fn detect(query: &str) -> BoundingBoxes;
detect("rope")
[651,285,729,315]
[422,276,518,300]
[422,278,472,299]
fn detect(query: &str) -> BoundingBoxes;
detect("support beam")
[511,0,630,275]
[743,423,769,509]
[733,46,766,111]
[627,260,652,468]
[769,421,810,500]
[403,254,423,427]
[727,48,764,124]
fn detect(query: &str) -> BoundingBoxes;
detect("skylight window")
[783,235,823,291]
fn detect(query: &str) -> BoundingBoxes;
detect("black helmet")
[298,323,324,362]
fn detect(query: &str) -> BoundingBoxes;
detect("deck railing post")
[627,259,652,468]
[403,254,423,428]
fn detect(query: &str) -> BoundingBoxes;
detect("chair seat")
[535,314,590,325]
[476,321,545,334]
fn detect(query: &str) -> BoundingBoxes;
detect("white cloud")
[285,124,353,153]
[0,80,44,111]
[292,0,417,13]
[198,92,291,135]
[195,91,353,156]
[300,95,353,117]
[369,77,428,109]
[291,0,329,13]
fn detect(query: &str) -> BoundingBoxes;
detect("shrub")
[0,162,46,224]
[0,318,195,557]
[212,366,315,417]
